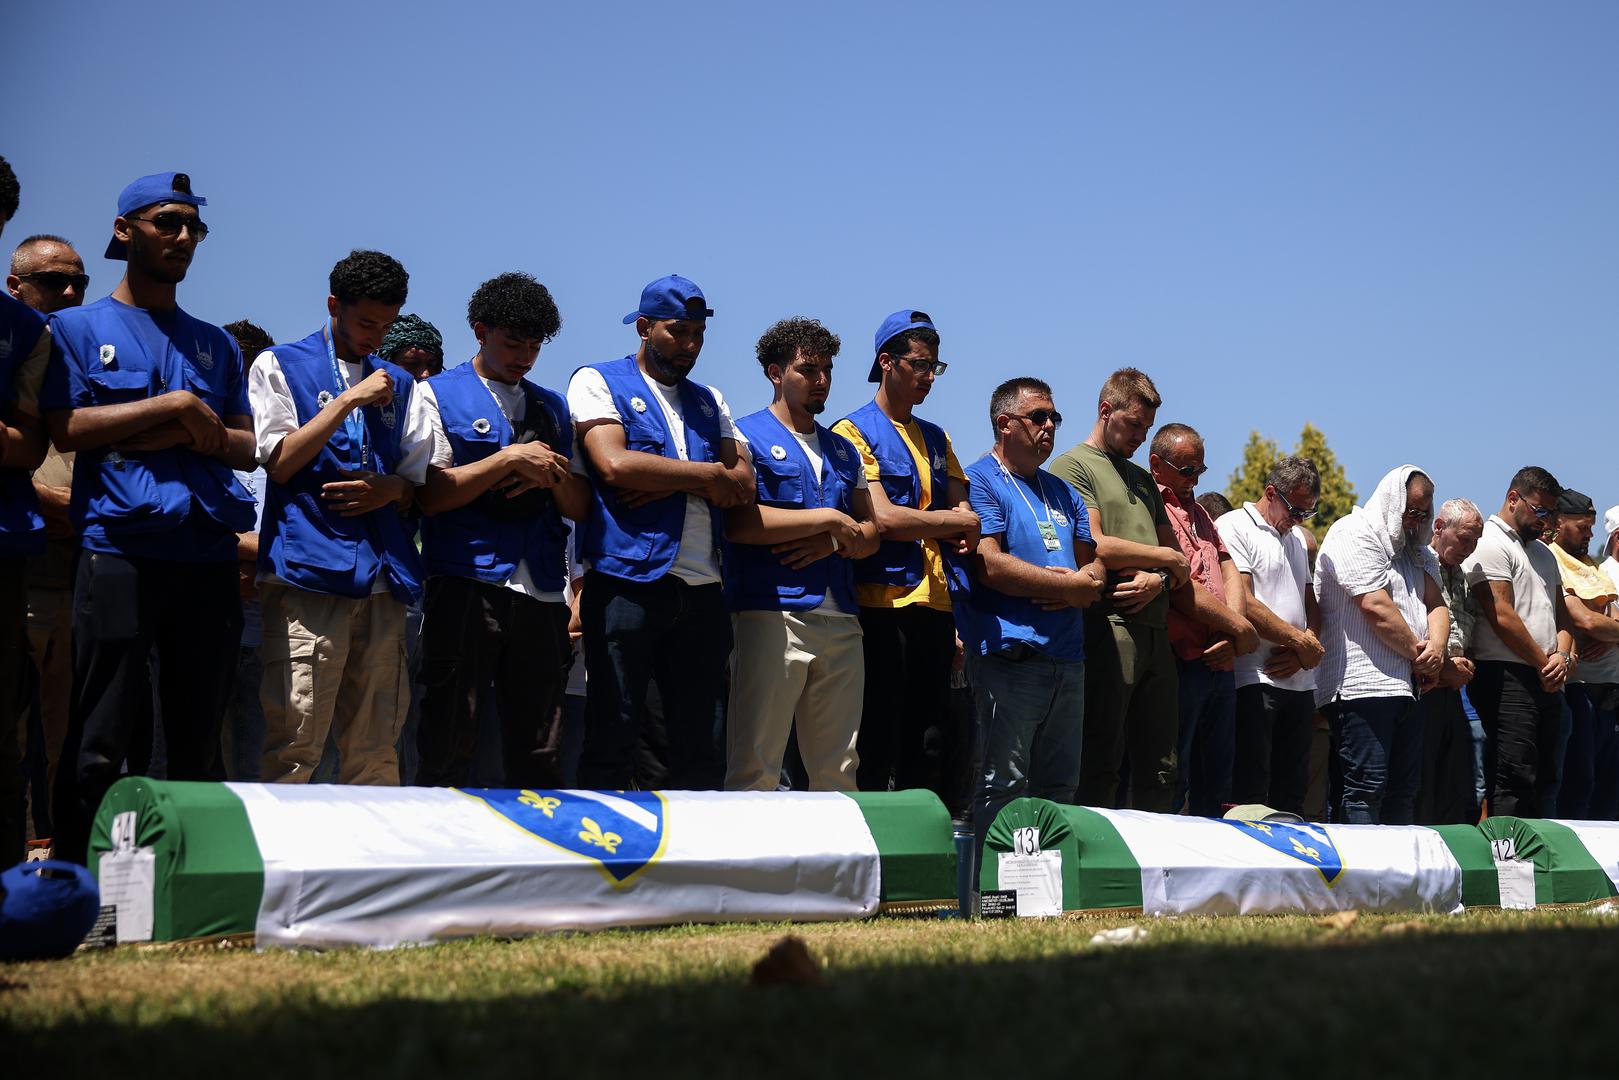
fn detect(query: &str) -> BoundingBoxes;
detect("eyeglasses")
[16,271,89,292]
[129,211,209,241]
[896,355,947,377]
[1166,462,1208,479]
[1276,489,1318,521]
[1009,409,1063,430]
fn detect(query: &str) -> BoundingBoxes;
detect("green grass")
[4,910,1616,1077]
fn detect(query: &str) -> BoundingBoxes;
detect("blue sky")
[7,2,1616,529]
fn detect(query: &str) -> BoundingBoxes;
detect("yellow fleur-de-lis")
[518,790,562,818]
[578,816,622,855]
[1289,835,1321,862]
[1248,822,1273,835]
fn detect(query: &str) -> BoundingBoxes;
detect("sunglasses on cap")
[128,210,209,241]
[16,270,90,293]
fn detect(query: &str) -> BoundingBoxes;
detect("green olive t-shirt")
[1048,441,1170,628]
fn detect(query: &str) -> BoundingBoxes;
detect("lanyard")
[998,456,1062,551]
[324,324,368,469]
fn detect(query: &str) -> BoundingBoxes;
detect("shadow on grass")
[6,923,1613,1079]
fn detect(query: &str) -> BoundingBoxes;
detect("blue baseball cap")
[0,860,100,961]
[623,274,713,324]
[868,309,939,382]
[105,171,207,261]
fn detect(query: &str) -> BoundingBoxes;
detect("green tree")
[1293,422,1357,536]
[1225,430,1281,508]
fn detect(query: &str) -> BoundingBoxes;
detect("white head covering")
[1355,464,1435,560]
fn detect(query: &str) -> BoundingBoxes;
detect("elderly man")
[1462,466,1574,818]
[1546,490,1619,819]
[9,234,88,313]
[1050,368,1190,811]
[1216,457,1325,818]
[955,377,1100,853]
[1315,465,1450,824]
[1148,423,1256,816]
[1416,498,1484,824]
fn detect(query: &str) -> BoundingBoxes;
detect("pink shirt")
[1160,484,1231,663]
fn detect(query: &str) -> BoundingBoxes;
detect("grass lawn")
[4,909,1614,1078]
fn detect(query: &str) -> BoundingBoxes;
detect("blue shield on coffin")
[459,788,670,887]
[1221,819,1344,886]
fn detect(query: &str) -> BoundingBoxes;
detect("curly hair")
[328,249,409,306]
[466,272,562,342]
[224,319,275,359]
[0,155,19,225]
[755,317,841,372]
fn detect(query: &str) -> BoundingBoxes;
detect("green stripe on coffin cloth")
[845,790,958,910]
[980,799,1143,912]
[91,778,265,941]
[1429,824,1502,907]
[1478,818,1618,906]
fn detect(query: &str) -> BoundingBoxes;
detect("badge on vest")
[630,396,648,414]
[195,342,214,371]
[699,400,715,418]
[317,390,334,409]
[932,453,946,471]
[98,344,116,366]
[1051,508,1069,527]
[380,403,396,429]
[770,445,787,460]
[472,417,492,435]
[835,442,849,460]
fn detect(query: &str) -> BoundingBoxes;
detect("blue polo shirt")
[956,453,1095,662]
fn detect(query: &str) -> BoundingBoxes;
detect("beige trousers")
[259,582,408,785]
[726,607,864,792]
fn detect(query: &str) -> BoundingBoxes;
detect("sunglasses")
[129,211,210,241]
[1511,491,1555,519]
[896,355,948,377]
[17,270,89,292]
[1009,409,1063,430]
[1403,507,1432,523]
[1277,489,1318,521]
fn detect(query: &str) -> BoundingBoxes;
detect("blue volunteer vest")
[259,328,424,603]
[420,361,572,593]
[839,399,953,589]
[577,356,725,583]
[0,294,46,556]
[725,408,862,613]
[48,297,257,549]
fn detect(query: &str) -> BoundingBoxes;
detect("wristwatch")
[1558,650,1574,668]
[1154,569,1171,592]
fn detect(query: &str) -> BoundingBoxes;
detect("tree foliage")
[1223,424,1358,537]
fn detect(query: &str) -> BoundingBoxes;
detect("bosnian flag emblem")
[1222,819,1344,886]
[460,788,670,887]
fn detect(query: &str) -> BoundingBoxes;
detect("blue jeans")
[1461,687,1487,812]
[578,571,730,790]
[1324,695,1421,824]
[1560,684,1619,820]
[1172,658,1235,816]
[968,647,1084,857]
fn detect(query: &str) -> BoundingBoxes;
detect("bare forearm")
[236,531,259,561]
[218,428,256,472]
[726,505,841,545]
[1426,606,1451,653]
[1357,592,1420,659]
[1181,580,1247,638]
[263,396,363,483]
[1482,605,1547,668]
[1568,602,1619,644]
[418,455,515,515]
[976,550,1072,600]
[0,416,47,470]
[553,473,591,522]
[1093,534,1176,571]
[873,502,972,542]
[592,448,719,495]
[1246,595,1307,649]
[46,395,183,452]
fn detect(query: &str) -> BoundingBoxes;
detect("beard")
[645,339,693,384]
[804,399,826,415]
[128,229,189,284]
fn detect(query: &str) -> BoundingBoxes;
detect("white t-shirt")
[1462,516,1560,664]
[567,364,739,587]
[1216,503,1315,692]
[418,374,566,604]
[247,348,436,594]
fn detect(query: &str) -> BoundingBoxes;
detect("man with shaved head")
[8,235,87,315]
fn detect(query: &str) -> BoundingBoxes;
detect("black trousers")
[53,553,240,864]
[1232,684,1316,817]
[0,558,28,869]
[1416,686,1479,825]
[854,604,959,802]
[416,575,570,789]
[1472,660,1562,818]
[577,571,729,791]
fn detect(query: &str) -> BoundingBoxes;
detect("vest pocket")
[754,458,805,506]
[87,368,153,403]
[86,453,167,530]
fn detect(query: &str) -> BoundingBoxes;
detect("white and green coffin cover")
[90,780,956,948]
[982,800,1619,916]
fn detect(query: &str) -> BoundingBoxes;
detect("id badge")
[1038,520,1061,551]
